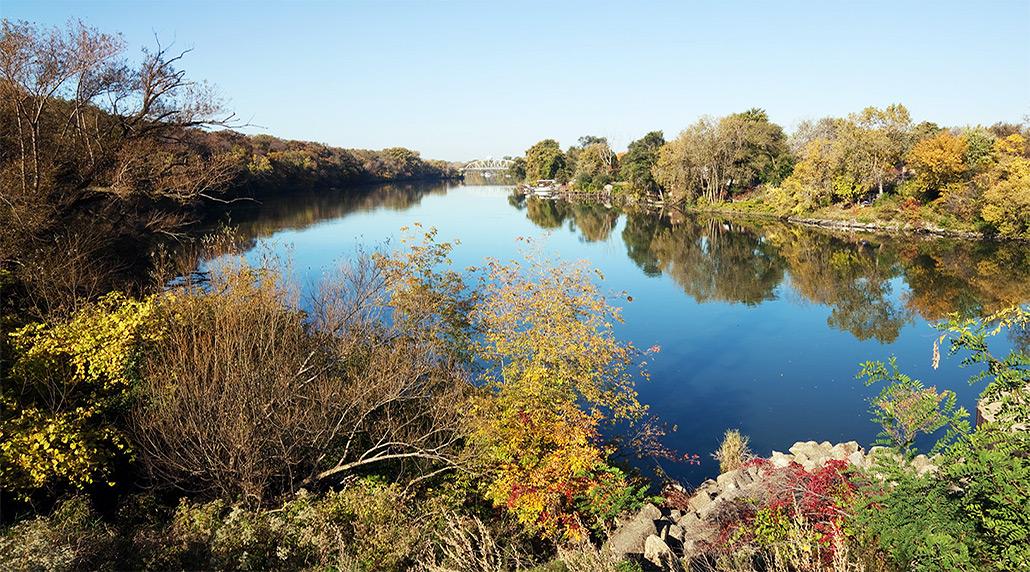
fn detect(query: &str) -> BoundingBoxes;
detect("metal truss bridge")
[460,158,514,172]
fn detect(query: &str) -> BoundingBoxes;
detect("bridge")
[460,157,514,173]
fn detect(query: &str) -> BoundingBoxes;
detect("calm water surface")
[222,181,1030,484]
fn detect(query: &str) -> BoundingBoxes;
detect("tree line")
[511,106,1030,238]
[0,19,458,318]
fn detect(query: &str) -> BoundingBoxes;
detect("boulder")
[716,470,739,491]
[687,490,713,514]
[733,469,755,489]
[770,451,793,468]
[847,450,866,468]
[604,510,659,557]
[839,441,861,455]
[677,511,700,528]
[698,487,744,521]
[644,535,680,571]
[789,440,818,457]
[639,502,662,521]
[912,454,937,476]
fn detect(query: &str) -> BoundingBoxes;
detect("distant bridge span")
[461,158,514,172]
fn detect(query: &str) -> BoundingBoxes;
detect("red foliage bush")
[717,459,860,561]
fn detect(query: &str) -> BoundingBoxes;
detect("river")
[218,180,1029,484]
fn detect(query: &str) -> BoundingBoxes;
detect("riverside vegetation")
[510,108,1030,239]
[2,19,1029,572]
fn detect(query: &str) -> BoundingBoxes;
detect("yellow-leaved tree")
[465,241,655,541]
[906,131,968,197]
[981,134,1030,239]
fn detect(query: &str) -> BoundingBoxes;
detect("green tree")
[572,141,618,191]
[524,139,566,182]
[721,108,794,192]
[619,131,665,195]
[507,156,527,181]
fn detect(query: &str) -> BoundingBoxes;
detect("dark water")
[223,181,1029,484]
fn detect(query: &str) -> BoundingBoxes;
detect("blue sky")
[4,0,1028,160]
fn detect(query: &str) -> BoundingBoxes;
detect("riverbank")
[677,202,993,241]
[606,440,938,571]
[514,182,1011,241]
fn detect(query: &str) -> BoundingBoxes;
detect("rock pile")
[603,440,937,570]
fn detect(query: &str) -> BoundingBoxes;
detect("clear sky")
[4,0,1029,160]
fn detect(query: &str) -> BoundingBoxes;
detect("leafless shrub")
[15,222,125,317]
[131,253,471,504]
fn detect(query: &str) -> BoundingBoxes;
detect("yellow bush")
[2,292,158,496]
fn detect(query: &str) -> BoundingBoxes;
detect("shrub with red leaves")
[716,459,861,562]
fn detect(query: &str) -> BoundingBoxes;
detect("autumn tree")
[653,117,731,203]
[981,134,1030,238]
[906,131,968,197]
[771,104,912,210]
[848,104,913,197]
[466,247,651,540]
[0,19,243,316]
[0,19,238,212]
[652,110,792,203]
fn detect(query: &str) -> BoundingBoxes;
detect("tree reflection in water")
[517,198,1030,343]
[215,184,1029,345]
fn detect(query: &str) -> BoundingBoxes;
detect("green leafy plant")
[857,357,970,454]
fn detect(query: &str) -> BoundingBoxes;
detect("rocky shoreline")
[604,440,938,571]
[783,216,985,240]
[677,204,992,241]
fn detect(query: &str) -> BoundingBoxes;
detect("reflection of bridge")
[461,158,514,173]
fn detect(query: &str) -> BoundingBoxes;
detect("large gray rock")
[677,511,700,528]
[639,502,662,521]
[716,470,739,491]
[604,516,657,557]
[698,487,745,521]
[733,468,756,489]
[644,535,680,571]
[687,490,713,514]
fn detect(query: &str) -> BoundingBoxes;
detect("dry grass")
[713,429,754,473]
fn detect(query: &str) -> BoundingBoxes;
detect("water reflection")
[216,182,1028,482]
[222,183,1030,344]
[510,195,1029,342]
[225,181,458,242]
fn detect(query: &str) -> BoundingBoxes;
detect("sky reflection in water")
[221,182,1028,483]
